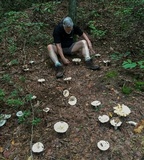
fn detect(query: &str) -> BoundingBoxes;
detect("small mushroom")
[113,104,131,117]
[0,114,11,119]
[29,60,35,64]
[68,96,77,105]
[110,117,122,130]
[63,89,70,97]
[103,60,111,66]
[31,95,37,100]
[22,64,30,71]
[97,140,110,151]
[16,111,24,117]
[38,79,45,83]
[126,121,137,126]
[72,58,81,64]
[98,115,110,123]
[54,121,69,133]
[32,142,44,153]
[91,100,101,107]
[95,54,101,58]
[0,119,6,127]
[63,77,72,83]
[43,107,50,113]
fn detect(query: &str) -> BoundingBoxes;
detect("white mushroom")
[0,119,6,127]
[31,95,37,100]
[0,114,11,119]
[91,100,101,107]
[38,79,45,83]
[16,111,24,117]
[126,121,137,126]
[63,89,70,97]
[97,140,110,151]
[103,60,111,66]
[98,115,110,123]
[54,121,69,133]
[63,77,72,83]
[95,54,101,57]
[29,60,35,64]
[72,58,81,64]
[32,142,44,153]
[68,96,77,105]
[43,107,50,113]
[110,117,122,130]
[113,104,131,117]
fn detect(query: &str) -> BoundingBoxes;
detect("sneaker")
[55,66,64,78]
[85,59,100,70]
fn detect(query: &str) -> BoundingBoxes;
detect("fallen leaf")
[134,120,144,133]
[27,155,32,160]
[11,140,15,145]
[0,147,4,153]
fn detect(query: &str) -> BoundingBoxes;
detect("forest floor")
[0,0,144,160]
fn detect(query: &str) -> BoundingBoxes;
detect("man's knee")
[47,44,53,51]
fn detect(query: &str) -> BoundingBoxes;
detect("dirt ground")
[0,0,144,160]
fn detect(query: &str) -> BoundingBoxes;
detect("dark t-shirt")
[53,23,83,48]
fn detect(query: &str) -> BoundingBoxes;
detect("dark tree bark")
[68,0,77,24]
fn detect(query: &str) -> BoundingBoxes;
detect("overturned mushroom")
[68,96,77,105]
[54,121,69,133]
[72,58,81,64]
[63,89,70,97]
[98,115,110,123]
[38,78,45,83]
[113,104,131,117]
[0,119,6,127]
[32,142,44,153]
[16,111,24,117]
[63,77,72,84]
[110,117,122,130]
[97,140,110,151]
[91,100,101,108]
[103,60,111,66]
[43,107,50,113]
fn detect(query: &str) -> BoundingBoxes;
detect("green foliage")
[105,70,118,78]
[110,52,131,61]
[122,85,133,94]
[122,59,144,69]
[19,76,26,82]
[122,59,137,69]
[134,81,144,92]
[18,110,31,123]
[1,74,12,83]
[88,21,107,38]
[0,89,5,101]
[6,98,24,107]
[32,118,41,126]
[8,38,17,55]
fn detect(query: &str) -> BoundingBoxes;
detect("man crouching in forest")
[47,16,100,78]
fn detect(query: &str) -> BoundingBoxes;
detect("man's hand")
[62,57,70,65]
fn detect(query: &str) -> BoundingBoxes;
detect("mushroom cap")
[68,96,77,105]
[110,117,122,127]
[63,77,72,81]
[98,115,110,123]
[72,58,81,63]
[54,121,69,133]
[32,142,44,153]
[31,95,37,100]
[97,140,110,151]
[0,119,6,127]
[38,79,45,83]
[43,107,50,113]
[113,104,131,117]
[91,100,101,107]
[63,89,70,97]
[16,111,24,117]
[0,114,11,119]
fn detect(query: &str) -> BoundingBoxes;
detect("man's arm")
[56,43,70,64]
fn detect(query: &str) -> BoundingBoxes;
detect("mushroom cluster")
[0,114,11,127]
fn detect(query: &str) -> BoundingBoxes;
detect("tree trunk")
[68,0,77,24]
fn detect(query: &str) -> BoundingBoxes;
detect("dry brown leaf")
[0,147,4,153]
[11,140,15,145]
[27,155,32,160]
[134,120,144,133]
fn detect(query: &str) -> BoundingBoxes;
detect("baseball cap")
[63,17,74,27]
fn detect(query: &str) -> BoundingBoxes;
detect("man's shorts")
[62,43,76,55]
